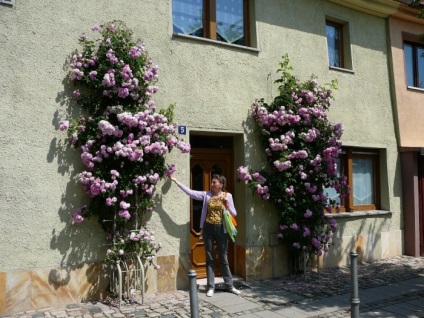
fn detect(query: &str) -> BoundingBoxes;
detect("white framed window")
[325,17,353,70]
[172,0,256,47]
[325,148,380,213]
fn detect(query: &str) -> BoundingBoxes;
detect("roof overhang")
[328,0,406,17]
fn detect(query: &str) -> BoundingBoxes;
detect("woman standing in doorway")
[169,174,241,297]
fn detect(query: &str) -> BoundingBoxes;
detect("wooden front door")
[419,155,424,256]
[190,149,234,278]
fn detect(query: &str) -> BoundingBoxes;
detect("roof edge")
[328,0,404,17]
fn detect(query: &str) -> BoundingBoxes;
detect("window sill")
[329,66,355,74]
[325,210,393,219]
[407,86,424,93]
[172,33,260,53]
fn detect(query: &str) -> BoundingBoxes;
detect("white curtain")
[172,0,203,35]
[326,24,341,67]
[353,158,374,205]
[216,0,244,44]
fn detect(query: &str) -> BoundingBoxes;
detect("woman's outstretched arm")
[169,176,206,201]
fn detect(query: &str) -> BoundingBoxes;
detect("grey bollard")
[188,269,199,318]
[350,251,360,318]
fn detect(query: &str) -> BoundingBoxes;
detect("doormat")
[214,281,251,291]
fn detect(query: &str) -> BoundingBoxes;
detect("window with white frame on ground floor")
[325,17,353,71]
[172,0,253,47]
[404,40,424,89]
[325,147,380,213]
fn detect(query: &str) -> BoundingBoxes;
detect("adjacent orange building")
[389,0,424,256]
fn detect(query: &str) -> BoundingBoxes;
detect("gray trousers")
[202,222,234,291]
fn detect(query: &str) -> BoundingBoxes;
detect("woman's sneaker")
[229,287,241,295]
[206,289,214,297]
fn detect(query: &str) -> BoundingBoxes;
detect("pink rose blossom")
[304,209,313,218]
[71,213,84,223]
[59,120,69,131]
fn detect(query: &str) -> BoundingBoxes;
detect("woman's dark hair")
[212,174,226,191]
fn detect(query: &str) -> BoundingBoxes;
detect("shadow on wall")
[48,62,107,269]
[242,111,280,248]
[241,108,290,279]
[324,214,392,267]
[157,180,191,289]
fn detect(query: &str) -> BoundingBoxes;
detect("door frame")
[419,154,424,256]
[189,147,235,278]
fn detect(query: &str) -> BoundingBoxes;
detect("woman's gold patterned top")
[205,196,224,224]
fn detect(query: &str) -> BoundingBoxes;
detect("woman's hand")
[169,175,178,184]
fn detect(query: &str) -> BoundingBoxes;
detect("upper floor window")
[326,21,343,68]
[325,18,352,70]
[172,0,251,46]
[404,41,424,89]
[325,148,380,213]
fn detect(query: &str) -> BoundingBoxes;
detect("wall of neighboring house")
[0,0,402,315]
[389,17,424,148]
[388,12,424,256]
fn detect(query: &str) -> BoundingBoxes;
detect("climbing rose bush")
[59,21,190,267]
[238,55,349,257]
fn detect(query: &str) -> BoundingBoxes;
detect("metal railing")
[109,254,145,308]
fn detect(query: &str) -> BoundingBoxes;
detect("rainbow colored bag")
[223,209,237,242]
[223,192,237,242]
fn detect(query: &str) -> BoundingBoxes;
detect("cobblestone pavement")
[3,256,424,318]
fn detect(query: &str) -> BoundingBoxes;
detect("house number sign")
[178,126,187,135]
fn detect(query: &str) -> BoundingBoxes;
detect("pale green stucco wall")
[0,0,401,274]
